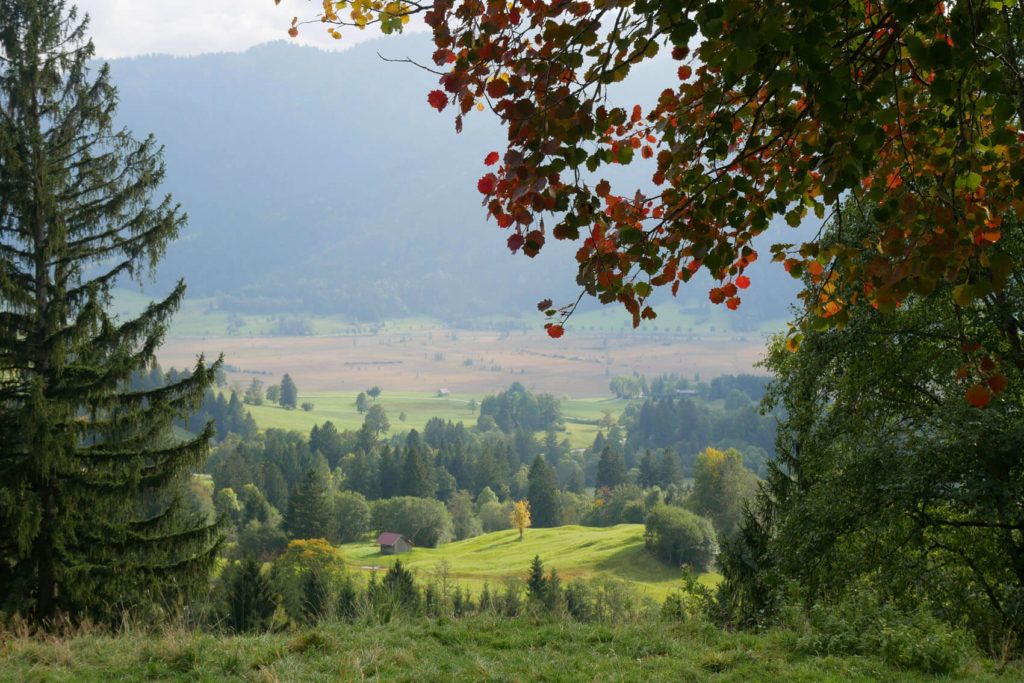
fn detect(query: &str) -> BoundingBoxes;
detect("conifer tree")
[527,455,561,527]
[224,557,276,633]
[594,446,627,492]
[284,468,333,540]
[0,0,221,623]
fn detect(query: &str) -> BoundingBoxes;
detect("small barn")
[376,532,412,555]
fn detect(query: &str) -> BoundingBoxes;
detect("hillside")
[104,37,804,330]
[337,525,715,603]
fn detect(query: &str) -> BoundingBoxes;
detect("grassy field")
[233,391,628,449]
[1,617,1011,681]
[336,525,716,604]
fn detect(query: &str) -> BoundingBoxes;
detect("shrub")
[795,593,971,675]
[644,504,719,571]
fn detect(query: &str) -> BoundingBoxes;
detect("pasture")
[337,524,719,604]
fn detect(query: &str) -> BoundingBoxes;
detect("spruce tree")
[594,446,627,491]
[224,557,276,633]
[0,1,221,623]
[284,468,333,540]
[527,455,561,527]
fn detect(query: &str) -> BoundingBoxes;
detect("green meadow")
[1,617,1009,681]
[237,392,628,450]
[337,525,717,604]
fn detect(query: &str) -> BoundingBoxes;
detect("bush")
[644,504,719,572]
[795,593,971,675]
[301,402,314,412]
[332,491,371,543]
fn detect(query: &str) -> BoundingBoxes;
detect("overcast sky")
[71,0,417,59]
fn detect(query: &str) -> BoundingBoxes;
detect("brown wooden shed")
[376,532,412,555]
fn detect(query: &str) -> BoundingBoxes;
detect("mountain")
[106,37,804,328]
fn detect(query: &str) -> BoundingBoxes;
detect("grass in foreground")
[0,616,1014,682]
[337,525,718,604]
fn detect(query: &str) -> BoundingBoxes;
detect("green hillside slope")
[338,524,718,602]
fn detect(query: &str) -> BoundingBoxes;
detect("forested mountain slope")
[107,37,802,326]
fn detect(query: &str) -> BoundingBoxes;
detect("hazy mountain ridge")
[106,37,803,327]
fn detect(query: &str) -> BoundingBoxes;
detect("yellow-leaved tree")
[510,500,531,541]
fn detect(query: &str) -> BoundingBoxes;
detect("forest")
[1,0,1023,679]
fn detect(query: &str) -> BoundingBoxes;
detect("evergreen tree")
[381,558,418,611]
[594,446,627,491]
[279,374,298,409]
[0,1,220,623]
[566,466,586,495]
[224,557,276,633]
[399,431,434,498]
[526,555,546,603]
[284,468,333,539]
[527,455,561,527]
[658,448,683,487]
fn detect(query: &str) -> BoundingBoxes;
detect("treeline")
[217,548,665,633]
[132,369,771,572]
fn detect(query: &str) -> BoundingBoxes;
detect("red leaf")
[709,288,726,304]
[988,373,1008,395]
[484,151,500,166]
[496,213,513,228]
[537,299,553,311]
[726,297,740,310]
[547,324,564,338]
[507,233,525,252]
[428,90,447,111]
[735,275,751,289]
[965,384,991,408]
[486,78,508,98]
[478,173,497,194]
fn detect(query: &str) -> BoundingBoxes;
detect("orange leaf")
[735,275,750,289]
[807,260,824,276]
[547,324,564,338]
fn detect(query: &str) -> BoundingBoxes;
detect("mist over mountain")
[107,37,804,328]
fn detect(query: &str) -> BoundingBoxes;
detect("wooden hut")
[376,532,412,555]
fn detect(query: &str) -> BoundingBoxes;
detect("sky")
[71,0,417,59]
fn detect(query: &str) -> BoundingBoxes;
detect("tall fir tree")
[594,446,627,492]
[527,455,561,527]
[0,0,221,623]
[284,468,334,540]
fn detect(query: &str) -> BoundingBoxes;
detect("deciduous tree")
[509,499,531,540]
[723,199,1024,646]
[279,374,298,409]
[289,0,1024,398]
